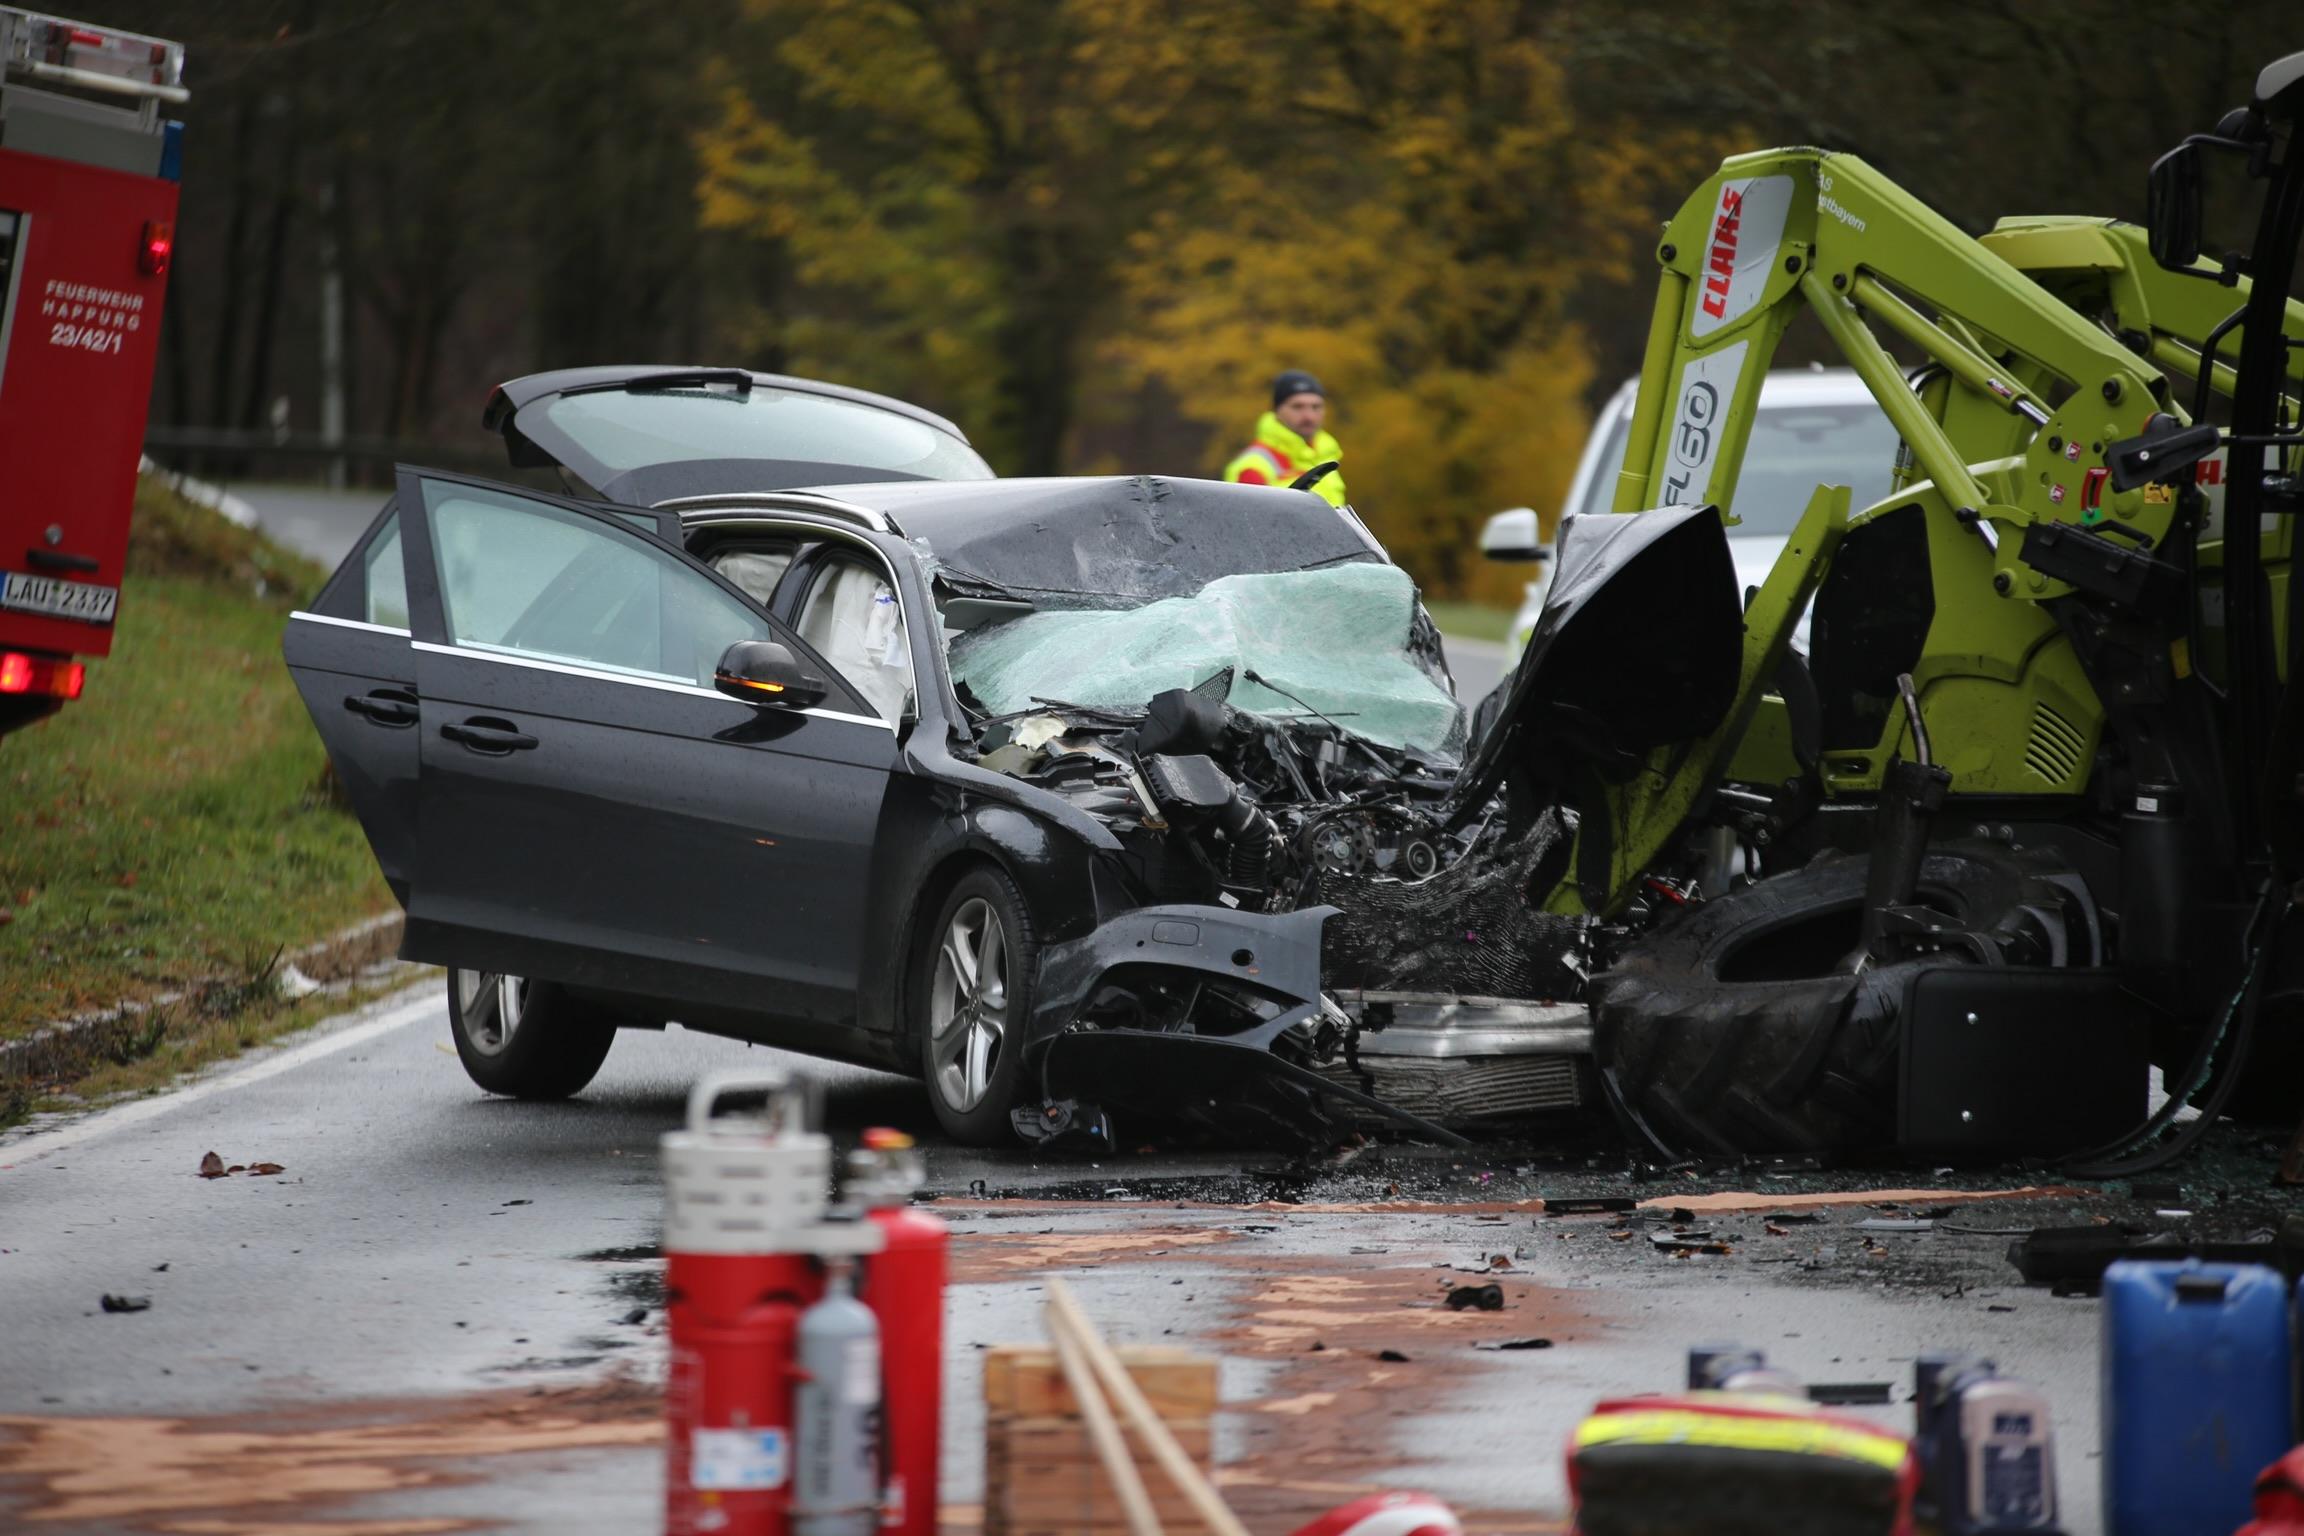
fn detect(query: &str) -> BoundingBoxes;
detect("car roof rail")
[655,490,895,535]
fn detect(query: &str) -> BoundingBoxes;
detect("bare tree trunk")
[236,100,305,431]
[994,218,1085,476]
[206,96,258,434]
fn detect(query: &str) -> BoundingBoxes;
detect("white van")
[1485,366,1903,654]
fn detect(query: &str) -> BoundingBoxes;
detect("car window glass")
[1572,393,1898,534]
[1575,413,1632,520]
[534,385,994,480]
[710,547,796,608]
[365,512,409,629]
[422,481,772,689]
[1732,404,1902,534]
[797,554,911,720]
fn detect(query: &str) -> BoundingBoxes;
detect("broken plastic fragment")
[1444,1283,1505,1312]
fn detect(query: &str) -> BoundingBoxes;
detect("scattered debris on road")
[196,1151,285,1179]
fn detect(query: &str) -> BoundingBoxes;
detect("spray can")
[846,1128,947,1536]
[1914,1353,2062,1534]
[796,1262,884,1536]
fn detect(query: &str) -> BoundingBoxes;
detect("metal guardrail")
[142,425,504,476]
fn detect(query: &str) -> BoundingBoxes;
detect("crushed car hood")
[1450,504,1744,821]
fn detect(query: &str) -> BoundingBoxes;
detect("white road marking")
[0,983,439,1169]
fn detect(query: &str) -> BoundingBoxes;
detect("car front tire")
[914,867,1040,1146]
[446,968,617,1100]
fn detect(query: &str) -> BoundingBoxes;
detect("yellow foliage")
[695,0,1731,594]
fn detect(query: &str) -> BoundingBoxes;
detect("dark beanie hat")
[1271,370,1325,408]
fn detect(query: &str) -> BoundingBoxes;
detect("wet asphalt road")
[0,979,2119,1532]
[0,979,1285,1417]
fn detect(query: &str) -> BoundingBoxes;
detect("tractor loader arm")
[1548,151,2188,918]
[1615,149,2176,562]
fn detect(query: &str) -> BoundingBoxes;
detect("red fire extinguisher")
[845,1128,949,1536]
[664,1073,883,1536]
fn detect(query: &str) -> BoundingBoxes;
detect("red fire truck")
[0,8,183,739]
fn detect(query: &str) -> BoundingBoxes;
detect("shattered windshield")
[947,562,1464,757]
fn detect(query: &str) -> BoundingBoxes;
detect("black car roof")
[481,365,971,442]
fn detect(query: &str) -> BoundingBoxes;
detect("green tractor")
[1456,54,2304,1163]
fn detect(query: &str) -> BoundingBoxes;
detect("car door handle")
[343,688,419,727]
[440,716,538,754]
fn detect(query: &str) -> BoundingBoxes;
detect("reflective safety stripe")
[1573,1404,1912,1472]
[1223,413,1345,507]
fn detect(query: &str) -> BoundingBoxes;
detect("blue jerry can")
[2101,1259,2295,1536]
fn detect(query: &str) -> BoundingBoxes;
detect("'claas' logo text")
[1700,187,1746,320]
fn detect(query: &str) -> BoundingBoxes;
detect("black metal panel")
[1897,967,2148,1157]
[1812,503,1933,751]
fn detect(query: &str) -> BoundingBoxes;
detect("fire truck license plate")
[1,571,118,624]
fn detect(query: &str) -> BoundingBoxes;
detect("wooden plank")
[1048,1281,1252,1536]
[1045,1293,1162,1536]
[992,1418,1213,1462]
[984,1345,1218,1420]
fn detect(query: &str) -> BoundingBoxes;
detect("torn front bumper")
[1023,904,1592,1144]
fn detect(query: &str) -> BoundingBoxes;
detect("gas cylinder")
[846,1128,948,1536]
[663,1073,881,1536]
[795,1262,884,1536]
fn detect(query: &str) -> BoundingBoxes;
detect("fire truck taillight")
[139,220,172,275]
[0,654,86,698]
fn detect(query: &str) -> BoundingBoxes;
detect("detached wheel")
[446,968,617,1100]
[1590,842,2082,1158]
[914,868,1040,1145]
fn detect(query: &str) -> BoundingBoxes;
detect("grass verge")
[1421,599,1515,645]
[1,478,393,1117]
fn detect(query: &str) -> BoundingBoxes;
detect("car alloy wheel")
[455,970,529,1057]
[929,896,1009,1114]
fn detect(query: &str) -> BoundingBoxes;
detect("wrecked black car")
[284,368,1591,1145]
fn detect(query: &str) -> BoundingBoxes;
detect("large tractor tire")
[1590,842,2085,1159]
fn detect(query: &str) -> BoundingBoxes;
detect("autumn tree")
[1104,0,1720,602]
[697,0,1261,476]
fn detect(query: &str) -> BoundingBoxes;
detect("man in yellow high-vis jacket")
[1222,370,1346,507]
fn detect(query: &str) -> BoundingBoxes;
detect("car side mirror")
[1480,507,1550,563]
[2147,142,2204,271]
[714,640,827,709]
